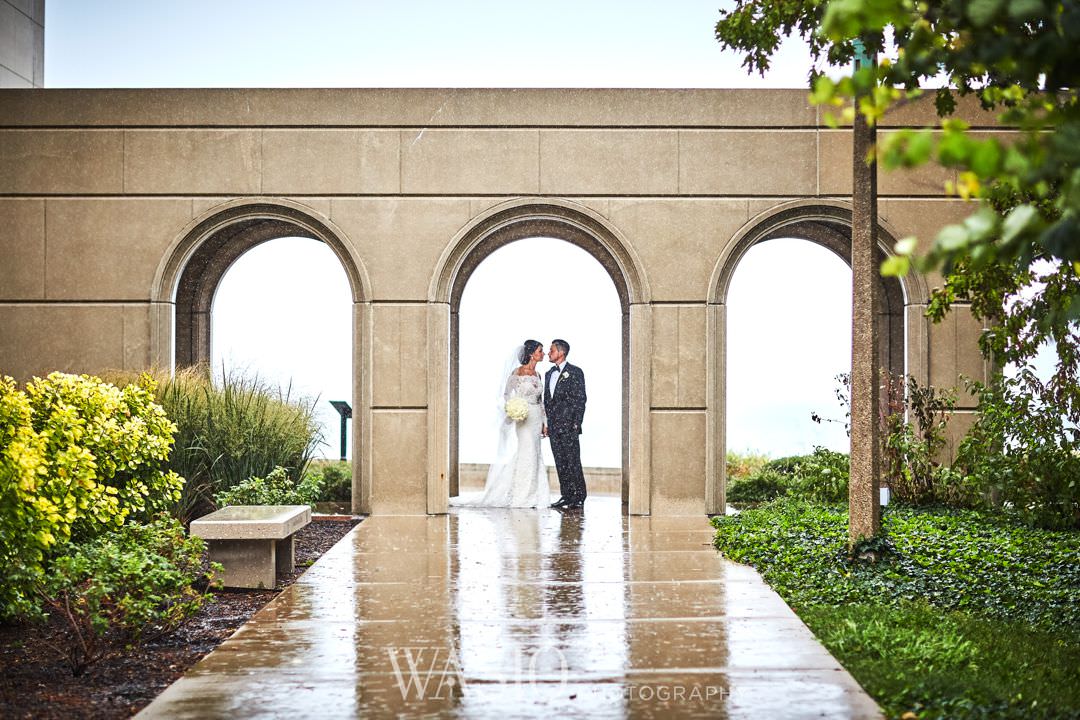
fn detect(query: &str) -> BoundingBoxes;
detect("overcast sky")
[45,0,854,464]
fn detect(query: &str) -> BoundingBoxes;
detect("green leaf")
[967,241,994,269]
[907,130,935,166]
[1066,293,1080,322]
[970,139,1003,177]
[1007,0,1045,21]
[1000,204,1040,245]
[967,0,1004,27]
[1066,168,1080,209]
[810,76,837,106]
[938,132,973,167]
[820,0,863,39]
[962,207,999,241]
[934,88,957,117]
[936,224,970,252]
[881,254,910,277]
[1037,217,1080,261]
[894,236,918,255]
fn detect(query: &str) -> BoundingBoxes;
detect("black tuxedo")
[544,362,587,503]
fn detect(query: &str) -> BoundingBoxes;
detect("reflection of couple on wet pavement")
[482,510,584,652]
[547,510,585,615]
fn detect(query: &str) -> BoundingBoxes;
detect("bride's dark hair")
[519,340,542,365]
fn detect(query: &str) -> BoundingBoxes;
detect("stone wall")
[458,464,623,497]
[0,88,998,515]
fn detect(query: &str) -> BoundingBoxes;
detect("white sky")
[45,0,857,464]
[45,1,816,89]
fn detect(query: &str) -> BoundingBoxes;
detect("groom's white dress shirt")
[548,362,565,398]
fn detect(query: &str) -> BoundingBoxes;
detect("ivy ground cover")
[713,500,1080,719]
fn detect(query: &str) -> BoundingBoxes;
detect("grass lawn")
[712,500,1080,719]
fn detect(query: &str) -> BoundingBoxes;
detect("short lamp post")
[329,400,352,462]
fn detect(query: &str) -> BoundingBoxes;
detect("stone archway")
[706,200,928,512]
[427,199,653,514]
[151,197,374,511]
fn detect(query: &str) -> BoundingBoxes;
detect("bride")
[453,340,551,509]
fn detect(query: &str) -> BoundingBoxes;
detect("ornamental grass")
[104,366,323,524]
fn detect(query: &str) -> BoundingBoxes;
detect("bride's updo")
[519,340,542,365]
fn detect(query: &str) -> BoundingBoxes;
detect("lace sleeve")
[503,373,517,401]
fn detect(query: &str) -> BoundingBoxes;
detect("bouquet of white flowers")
[505,396,529,422]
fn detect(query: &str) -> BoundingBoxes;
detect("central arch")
[427,198,653,514]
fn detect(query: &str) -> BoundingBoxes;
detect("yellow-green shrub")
[0,372,183,619]
[0,376,48,615]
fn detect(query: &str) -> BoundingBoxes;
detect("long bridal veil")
[451,344,524,506]
[485,343,526,492]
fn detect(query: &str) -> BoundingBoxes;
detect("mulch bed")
[0,518,361,720]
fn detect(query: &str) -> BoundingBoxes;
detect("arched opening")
[211,237,351,460]
[153,200,372,510]
[455,237,623,504]
[428,199,652,515]
[726,238,853,457]
[707,201,920,512]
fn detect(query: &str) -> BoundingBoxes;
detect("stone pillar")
[427,301,450,514]
[849,54,882,544]
[628,303,652,515]
[706,301,727,515]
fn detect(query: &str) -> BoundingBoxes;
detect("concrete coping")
[190,505,311,541]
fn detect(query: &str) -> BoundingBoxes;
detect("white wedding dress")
[453,372,551,509]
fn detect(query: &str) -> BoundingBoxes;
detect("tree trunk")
[849,60,882,546]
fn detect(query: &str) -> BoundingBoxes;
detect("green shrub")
[956,371,1080,529]
[726,467,789,504]
[880,373,966,507]
[310,461,352,502]
[727,448,849,506]
[0,373,182,620]
[214,466,325,509]
[822,370,967,507]
[0,376,47,617]
[36,515,215,676]
[762,454,805,477]
[790,446,849,504]
[105,367,323,523]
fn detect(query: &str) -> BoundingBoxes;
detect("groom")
[544,339,587,510]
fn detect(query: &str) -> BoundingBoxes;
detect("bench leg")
[207,540,277,589]
[275,535,295,576]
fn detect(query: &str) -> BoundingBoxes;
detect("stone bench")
[190,505,311,589]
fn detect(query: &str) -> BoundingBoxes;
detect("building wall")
[0,0,44,88]
[459,464,623,496]
[0,88,998,515]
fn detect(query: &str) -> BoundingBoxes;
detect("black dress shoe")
[563,502,584,510]
[550,498,568,508]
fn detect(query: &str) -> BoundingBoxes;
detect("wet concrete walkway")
[139,497,881,718]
